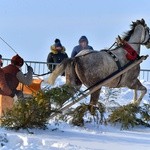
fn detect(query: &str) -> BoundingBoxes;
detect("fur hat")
[11,54,24,67]
[79,36,88,44]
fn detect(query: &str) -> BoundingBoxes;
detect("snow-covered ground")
[0,77,150,150]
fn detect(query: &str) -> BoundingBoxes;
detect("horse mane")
[122,19,146,41]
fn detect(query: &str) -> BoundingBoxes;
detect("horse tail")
[47,58,72,85]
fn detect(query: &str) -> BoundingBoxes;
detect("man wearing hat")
[47,39,68,72]
[0,54,33,98]
[71,36,93,57]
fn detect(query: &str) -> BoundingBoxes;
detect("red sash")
[122,42,138,60]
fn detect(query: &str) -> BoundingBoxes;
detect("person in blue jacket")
[71,36,93,57]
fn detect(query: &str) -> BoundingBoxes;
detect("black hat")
[55,39,60,44]
[0,54,2,59]
[55,42,62,48]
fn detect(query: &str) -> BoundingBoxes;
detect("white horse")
[48,19,150,106]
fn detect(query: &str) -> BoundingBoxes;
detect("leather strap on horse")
[104,50,121,70]
[103,50,122,86]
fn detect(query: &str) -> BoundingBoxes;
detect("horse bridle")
[129,26,150,45]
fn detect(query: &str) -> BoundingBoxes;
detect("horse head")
[123,19,150,48]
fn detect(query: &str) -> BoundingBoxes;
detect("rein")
[33,71,51,77]
[128,39,147,45]
[108,42,117,50]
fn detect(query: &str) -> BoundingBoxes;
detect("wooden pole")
[49,55,148,119]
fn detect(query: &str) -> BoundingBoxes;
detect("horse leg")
[133,90,138,102]
[128,79,147,105]
[90,89,101,106]
[88,89,101,115]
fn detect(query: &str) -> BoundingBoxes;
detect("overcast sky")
[0,0,150,69]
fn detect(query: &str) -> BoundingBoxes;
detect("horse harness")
[103,50,122,86]
[74,41,140,86]
[103,40,140,86]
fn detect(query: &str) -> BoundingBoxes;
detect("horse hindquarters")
[65,60,82,89]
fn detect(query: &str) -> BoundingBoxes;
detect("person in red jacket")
[0,54,33,99]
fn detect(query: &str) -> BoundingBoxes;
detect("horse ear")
[141,18,145,24]
[136,20,141,24]
[132,21,136,26]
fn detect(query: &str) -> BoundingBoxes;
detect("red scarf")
[122,42,138,60]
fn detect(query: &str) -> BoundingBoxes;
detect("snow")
[1,77,150,150]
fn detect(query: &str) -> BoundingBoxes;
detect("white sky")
[0,0,150,69]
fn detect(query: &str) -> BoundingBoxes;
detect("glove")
[27,66,33,73]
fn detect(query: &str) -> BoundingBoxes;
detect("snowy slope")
[0,123,150,150]
[0,77,150,150]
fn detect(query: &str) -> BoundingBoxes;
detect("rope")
[0,36,29,67]
[0,36,18,54]
[33,71,51,77]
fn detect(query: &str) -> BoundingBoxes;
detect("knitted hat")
[54,38,60,43]
[79,36,88,44]
[11,54,24,67]
[55,41,62,48]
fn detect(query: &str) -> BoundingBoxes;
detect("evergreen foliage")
[1,91,52,130]
[1,83,150,130]
[72,102,106,126]
[1,85,75,130]
[108,103,150,129]
[46,84,75,107]
[139,103,150,124]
